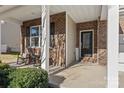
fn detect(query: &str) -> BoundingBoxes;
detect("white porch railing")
[118,34,124,71]
[118,53,124,71]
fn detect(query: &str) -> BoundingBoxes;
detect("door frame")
[79,29,94,58]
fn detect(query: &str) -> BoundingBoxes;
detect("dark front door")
[81,31,93,57]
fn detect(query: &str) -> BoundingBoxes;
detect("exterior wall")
[21,12,66,66]
[21,12,107,65]
[66,14,76,66]
[76,21,97,62]
[97,20,107,65]
[50,12,66,66]
[1,22,21,52]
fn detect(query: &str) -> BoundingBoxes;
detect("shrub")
[9,68,48,88]
[0,63,11,88]
[0,63,10,70]
[0,60,2,63]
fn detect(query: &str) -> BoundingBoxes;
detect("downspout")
[97,17,100,64]
[97,5,102,64]
[65,12,68,67]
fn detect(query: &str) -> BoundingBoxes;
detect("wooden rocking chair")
[27,48,36,64]
[17,53,29,64]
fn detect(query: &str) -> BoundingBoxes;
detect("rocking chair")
[17,53,29,64]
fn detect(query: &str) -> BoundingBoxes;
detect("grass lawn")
[0,52,18,64]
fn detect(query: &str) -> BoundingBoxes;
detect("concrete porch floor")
[49,62,107,88]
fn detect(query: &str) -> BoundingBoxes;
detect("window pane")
[40,26,42,35]
[31,26,39,36]
[40,26,42,47]
[50,22,55,47]
[31,37,39,47]
[50,22,55,35]
[83,33,91,49]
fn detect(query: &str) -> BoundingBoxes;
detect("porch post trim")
[107,5,119,88]
[41,5,49,72]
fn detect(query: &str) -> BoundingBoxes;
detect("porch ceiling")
[0,5,18,13]
[0,5,107,24]
[0,5,41,23]
[50,5,102,23]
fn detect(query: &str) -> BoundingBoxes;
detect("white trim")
[79,29,94,58]
[47,6,50,72]
[41,5,49,72]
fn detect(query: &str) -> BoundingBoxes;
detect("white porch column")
[107,5,119,88]
[41,5,49,72]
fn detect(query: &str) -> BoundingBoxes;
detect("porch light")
[0,20,5,24]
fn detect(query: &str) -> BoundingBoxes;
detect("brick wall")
[50,12,66,66]
[120,19,124,34]
[76,20,107,65]
[97,20,107,65]
[50,12,66,34]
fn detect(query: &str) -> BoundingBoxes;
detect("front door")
[80,31,93,57]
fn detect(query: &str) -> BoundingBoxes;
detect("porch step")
[48,82,60,88]
[81,56,97,63]
[49,65,65,75]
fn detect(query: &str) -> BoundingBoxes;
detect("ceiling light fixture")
[0,20,5,24]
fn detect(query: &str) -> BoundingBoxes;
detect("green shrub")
[9,68,48,88]
[0,63,10,70]
[0,70,9,87]
[0,63,10,88]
